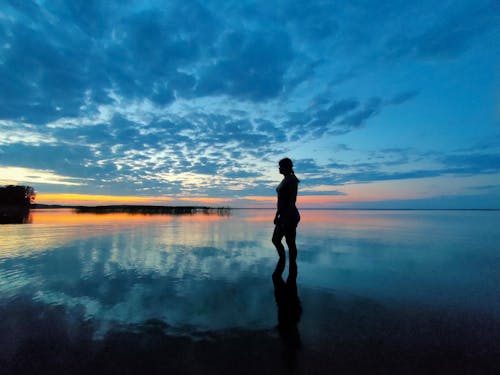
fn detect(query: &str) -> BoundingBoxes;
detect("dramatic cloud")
[0,0,499,207]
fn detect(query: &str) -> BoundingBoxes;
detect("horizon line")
[29,204,500,211]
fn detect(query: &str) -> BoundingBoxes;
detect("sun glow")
[37,193,174,205]
[36,193,232,206]
[178,197,232,205]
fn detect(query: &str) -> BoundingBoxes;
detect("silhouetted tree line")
[76,205,231,216]
[0,185,36,207]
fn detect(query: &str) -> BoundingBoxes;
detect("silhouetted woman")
[272,158,300,262]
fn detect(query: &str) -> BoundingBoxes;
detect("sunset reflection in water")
[0,209,230,259]
[0,209,499,373]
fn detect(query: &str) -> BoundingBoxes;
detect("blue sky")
[0,0,499,208]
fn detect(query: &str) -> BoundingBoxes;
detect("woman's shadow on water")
[272,258,302,368]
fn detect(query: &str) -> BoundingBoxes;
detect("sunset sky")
[0,0,499,208]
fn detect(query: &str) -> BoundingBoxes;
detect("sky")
[0,0,499,208]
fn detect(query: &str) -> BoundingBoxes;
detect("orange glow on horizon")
[37,193,174,206]
[178,197,232,205]
[242,195,351,206]
[36,192,389,207]
[36,178,433,208]
[36,193,231,206]
[242,196,275,202]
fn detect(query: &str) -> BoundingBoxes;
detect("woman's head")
[279,158,294,175]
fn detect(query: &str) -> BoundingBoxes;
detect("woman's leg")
[284,227,297,262]
[272,225,286,259]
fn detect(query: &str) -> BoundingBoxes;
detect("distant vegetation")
[75,205,231,216]
[0,185,36,207]
[0,185,35,224]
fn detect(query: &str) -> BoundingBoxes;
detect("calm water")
[1,209,499,374]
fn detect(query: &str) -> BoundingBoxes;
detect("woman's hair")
[279,157,294,173]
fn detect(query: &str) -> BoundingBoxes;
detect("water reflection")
[1,209,500,373]
[0,210,277,335]
[0,208,233,260]
[273,258,302,369]
[0,208,32,224]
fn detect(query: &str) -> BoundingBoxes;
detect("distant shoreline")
[30,204,231,215]
[28,204,499,211]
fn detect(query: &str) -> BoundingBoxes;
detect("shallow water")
[1,209,499,374]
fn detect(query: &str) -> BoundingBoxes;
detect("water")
[1,209,499,374]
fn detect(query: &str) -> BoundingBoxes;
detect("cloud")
[0,121,57,145]
[0,0,217,124]
[223,171,262,179]
[336,98,382,133]
[384,1,500,60]
[441,153,500,174]
[0,143,112,179]
[0,166,85,186]
[289,148,500,190]
[283,1,339,40]
[294,158,322,174]
[196,29,294,101]
[307,98,360,136]
[300,185,347,196]
[282,96,386,141]
[0,0,497,204]
[387,90,420,105]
